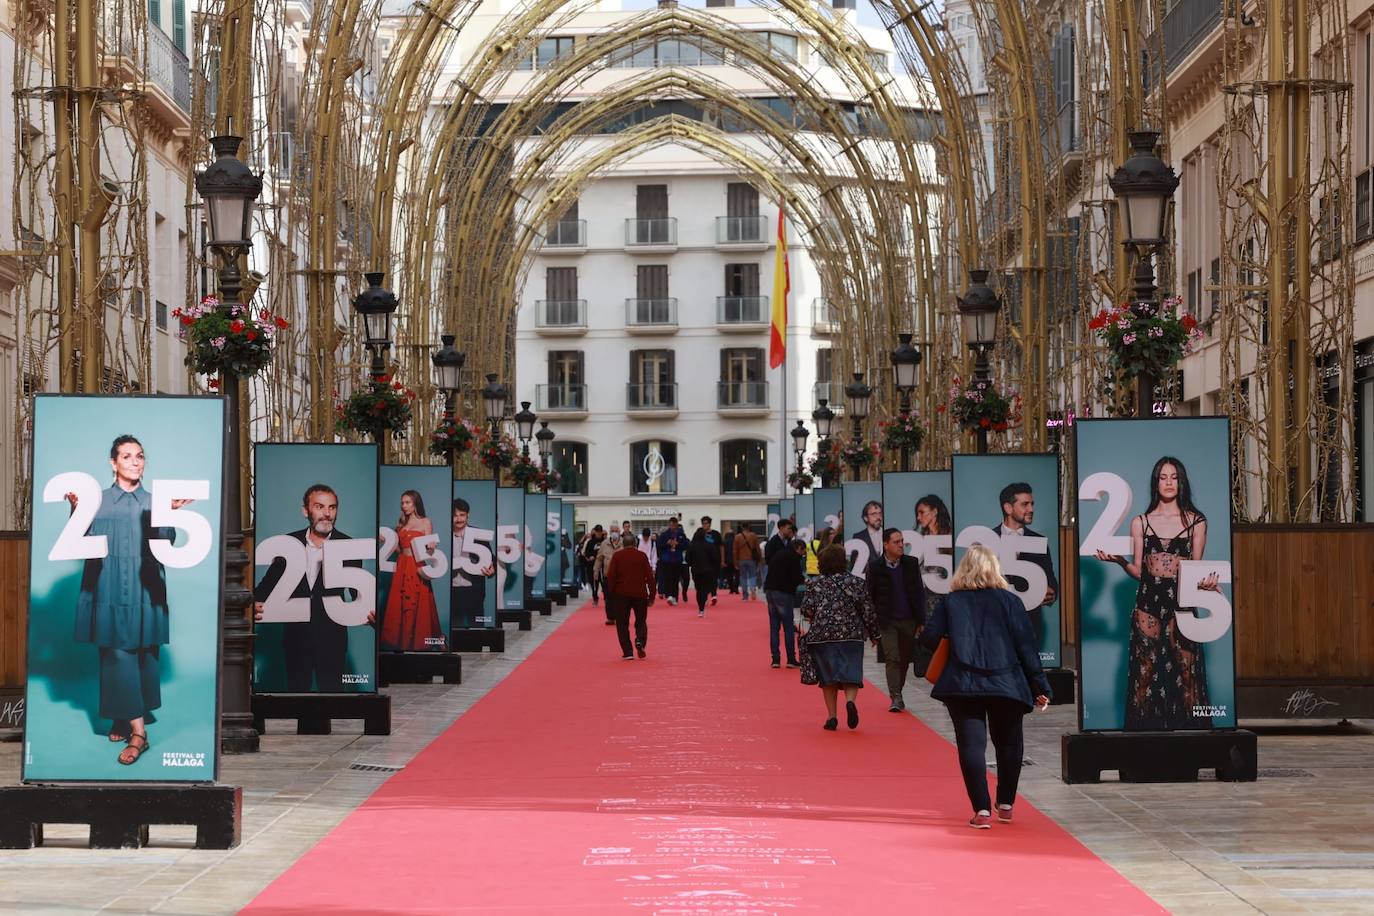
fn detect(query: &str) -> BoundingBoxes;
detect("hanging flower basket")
[334,376,416,439]
[429,415,478,459]
[1089,295,1200,379]
[807,450,844,483]
[508,454,543,489]
[538,468,562,493]
[177,294,288,378]
[838,439,879,469]
[787,469,815,492]
[478,431,518,473]
[879,412,924,454]
[946,377,1020,433]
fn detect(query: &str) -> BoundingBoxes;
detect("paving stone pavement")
[1,596,1370,915]
[864,650,1374,916]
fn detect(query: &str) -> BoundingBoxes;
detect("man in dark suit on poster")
[254,483,366,692]
[451,497,496,627]
[992,482,1058,649]
[850,500,885,575]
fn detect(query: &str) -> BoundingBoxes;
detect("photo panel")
[253,443,379,693]
[951,454,1062,667]
[525,492,547,601]
[25,395,225,782]
[545,497,562,594]
[812,488,842,539]
[882,470,954,601]
[452,479,498,628]
[560,501,575,589]
[841,481,884,575]
[377,465,451,653]
[766,502,780,540]
[1075,417,1236,731]
[497,486,525,611]
[794,493,816,542]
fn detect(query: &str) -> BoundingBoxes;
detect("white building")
[425,0,936,535]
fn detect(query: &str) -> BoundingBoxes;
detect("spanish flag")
[769,203,789,369]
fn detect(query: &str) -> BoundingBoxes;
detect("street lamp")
[790,419,810,485]
[353,272,398,383]
[432,333,466,481]
[536,420,555,473]
[843,372,872,479]
[1109,129,1179,417]
[957,269,1002,454]
[890,333,922,471]
[481,374,508,480]
[194,134,263,755]
[514,400,537,459]
[812,399,836,488]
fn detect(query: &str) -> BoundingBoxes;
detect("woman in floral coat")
[799,544,881,731]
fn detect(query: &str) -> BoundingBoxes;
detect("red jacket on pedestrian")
[606,545,655,601]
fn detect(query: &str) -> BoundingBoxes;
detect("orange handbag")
[923,638,950,685]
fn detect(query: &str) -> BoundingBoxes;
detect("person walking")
[582,526,605,606]
[865,528,927,713]
[722,527,739,594]
[799,545,881,730]
[733,523,761,602]
[593,531,621,625]
[655,518,688,605]
[636,527,658,572]
[688,516,724,617]
[920,544,1051,829]
[763,519,804,668]
[606,535,656,659]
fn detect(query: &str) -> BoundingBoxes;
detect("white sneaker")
[667,597,676,606]
[698,609,705,618]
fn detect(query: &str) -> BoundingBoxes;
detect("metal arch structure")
[377,2,947,464]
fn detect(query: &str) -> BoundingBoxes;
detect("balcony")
[718,380,769,416]
[1159,0,1223,75]
[627,383,679,417]
[716,296,769,331]
[715,215,770,249]
[624,217,677,251]
[540,220,587,253]
[625,298,678,333]
[100,19,191,132]
[813,382,846,412]
[536,384,588,417]
[812,298,840,334]
[532,299,587,335]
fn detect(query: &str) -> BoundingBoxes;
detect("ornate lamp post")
[514,400,537,461]
[195,134,263,754]
[957,269,1002,454]
[790,419,810,486]
[843,372,872,478]
[811,399,836,487]
[890,332,922,471]
[1109,130,1179,417]
[536,420,555,475]
[480,373,508,480]
[431,332,466,476]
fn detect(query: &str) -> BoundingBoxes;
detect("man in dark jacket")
[655,518,688,605]
[687,516,724,617]
[865,527,927,712]
[763,519,804,668]
[605,539,656,659]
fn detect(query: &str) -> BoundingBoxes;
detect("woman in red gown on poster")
[381,490,444,651]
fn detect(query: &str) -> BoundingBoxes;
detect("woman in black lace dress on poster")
[1094,456,1220,730]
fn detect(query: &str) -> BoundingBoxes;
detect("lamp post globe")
[432,333,465,398]
[353,272,398,350]
[481,374,508,428]
[1108,130,1179,250]
[536,420,555,461]
[790,418,810,458]
[812,398,835,440]
[890,333,921,395]
[195,135,262,248]
[956,269,1001,356]
[514,400,537,445]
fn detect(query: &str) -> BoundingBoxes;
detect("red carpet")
[244,591,1163,914]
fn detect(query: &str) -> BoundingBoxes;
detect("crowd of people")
[575,507,1051,829]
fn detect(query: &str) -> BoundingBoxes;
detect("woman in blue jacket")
[921,544,1051,828]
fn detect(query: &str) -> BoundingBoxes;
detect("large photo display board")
[497,486,525,610]
[559,500,575,589]
[525,492,547,601]
[452,480,498,628]
[841,480,883,574]
[951,454,1061,667]
[882,471,954,611]
[254,443,379,694]
[377,465,450,652]
[812,488,842,537]
[545,497,562,595]
[25,395,225,782]
[1075,417,1236,731]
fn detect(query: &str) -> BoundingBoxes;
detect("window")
[546,200,581,246]
[744,32,799,61]
[636,184,668,219]
[632,440,677,495]
[546,350,585,408]
[721,347,763,384]
[130,290,144,319]
[173,0,186,52]
[720,440,767,493]
[155,300,169,331]
[726,182,759,218]
[637,264,668,298]
[148,0,161,29]
[551,442,587,495]
[866,51,888,73]
[536,36,574,69]
[630,349,675,408]
[723,263,760,296]
[545,266,577,299]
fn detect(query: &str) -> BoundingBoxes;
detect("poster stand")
[498,609,533,630]
[0,784,241,849]
[527,598,553,616]
[251,693,392,736]
[1061,730,1257,783]
[1045,668,1076,705]
[547,587,566,605]
[378,651,461,686]
[451,627,505,652]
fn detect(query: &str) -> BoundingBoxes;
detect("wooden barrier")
[0,534,29,690]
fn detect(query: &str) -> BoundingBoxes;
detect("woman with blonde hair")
[920,544,1051,829]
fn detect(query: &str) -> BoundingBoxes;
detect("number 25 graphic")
[44,472,212,569]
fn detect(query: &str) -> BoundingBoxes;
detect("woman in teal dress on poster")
[69,435,181,766]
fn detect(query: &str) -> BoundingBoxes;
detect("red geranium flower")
[246,330,258,341]
[274,316,289,329]
[230,320,244,333]
[979,417,991,428]
[180,315,194,326]
[207,378,221,390]
[393,382,404,390]
[1182,313,1198,331]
